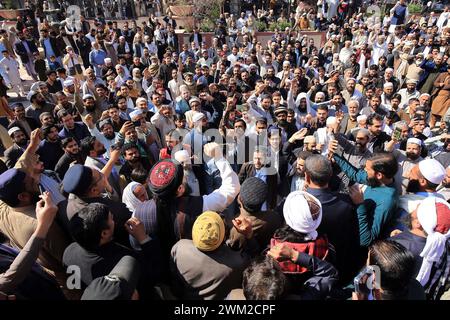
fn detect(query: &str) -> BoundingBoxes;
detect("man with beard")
[25,92,55,124]
[4,128,28,169]
[8,103,40,139]
[0,167,69,275]
[399,79,420,108]
[339,100,360,135]
[387,138,424,195]
[59,156,132,247]
[394,159,446,232]
[281,150,312,196]
[119,143,152,189]
[270,106,297,144]
[53,92,80,122]
[239,147,278,210]
[365,114,392,153]
[400,116,429,158]
[55,137,83,180]
[83,115,116,159]
[437,166,450,201]
[36,125,64,171]
[81,136,121,200]
[13,129,65,205]
[334,128,372,169]
[57,110,91,143]
[104,105,127,132]
[328,141,399,247]
[75,94,103,124]
[116,121,155,165]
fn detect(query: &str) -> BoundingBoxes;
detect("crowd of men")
[0,0,449,301]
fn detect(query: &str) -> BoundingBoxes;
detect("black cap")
[81,256,140,300]
[239,177,268,213]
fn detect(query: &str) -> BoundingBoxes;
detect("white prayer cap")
[104,57,112,64]
[174,150,190,164]
[63,79,74,87]
[82,94,94,100]
[407,137,422,146]
[385,68,394,73]
[129,109,143,120]
[406,79,418,85]
[283,191,322,240]
[326,116,337,127]
[346,77,357,83]
[282,60,290,66]
[135,97,147,105]
[418,159,446,185]
[357,115,367,123]
[189,97,201,105]
[192,112,205,123]
[7,127,21,137]
[383,82,394,88]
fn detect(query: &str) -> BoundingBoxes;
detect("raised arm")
[202,143,240,212]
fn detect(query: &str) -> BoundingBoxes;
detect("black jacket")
[14,40,38,63]
[62,239,161,298]
[307,187,364,285]
[4,144,25,169]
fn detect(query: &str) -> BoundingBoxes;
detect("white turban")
[122,182,143,212]
[174,150,190,164]
[416,197,450,286]
[283,191,322,240]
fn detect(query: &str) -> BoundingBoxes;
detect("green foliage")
[268,21,292,32]
[199,19,215,32]
[255,20,268,32]
[408,3,422,14]
[2,0,18,10]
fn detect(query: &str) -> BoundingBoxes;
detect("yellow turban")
[192,211,225,252]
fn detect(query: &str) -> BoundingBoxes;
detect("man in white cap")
[389,137,424,194]
[390,197,450,300]
[174,149,201,197]
[150,104,176,144]
[395,158,447,232]
[4,127,27,168]
[183,111,209,163]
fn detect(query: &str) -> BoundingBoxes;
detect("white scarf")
[416,197,450,286]
[122,181,142,212]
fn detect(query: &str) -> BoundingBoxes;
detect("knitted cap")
[239,177,268,213]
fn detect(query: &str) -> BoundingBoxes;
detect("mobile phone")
[38,183,46,195]
[132,120,141,127]
[392,125,402,141]
[354,266,376,299]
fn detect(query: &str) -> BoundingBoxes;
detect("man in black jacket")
[63,203,161,299]
[14,31,38,80]
[54,137,83,180]
[366,113,391,153]
[74,30,92,69]
[304,155,364,285]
